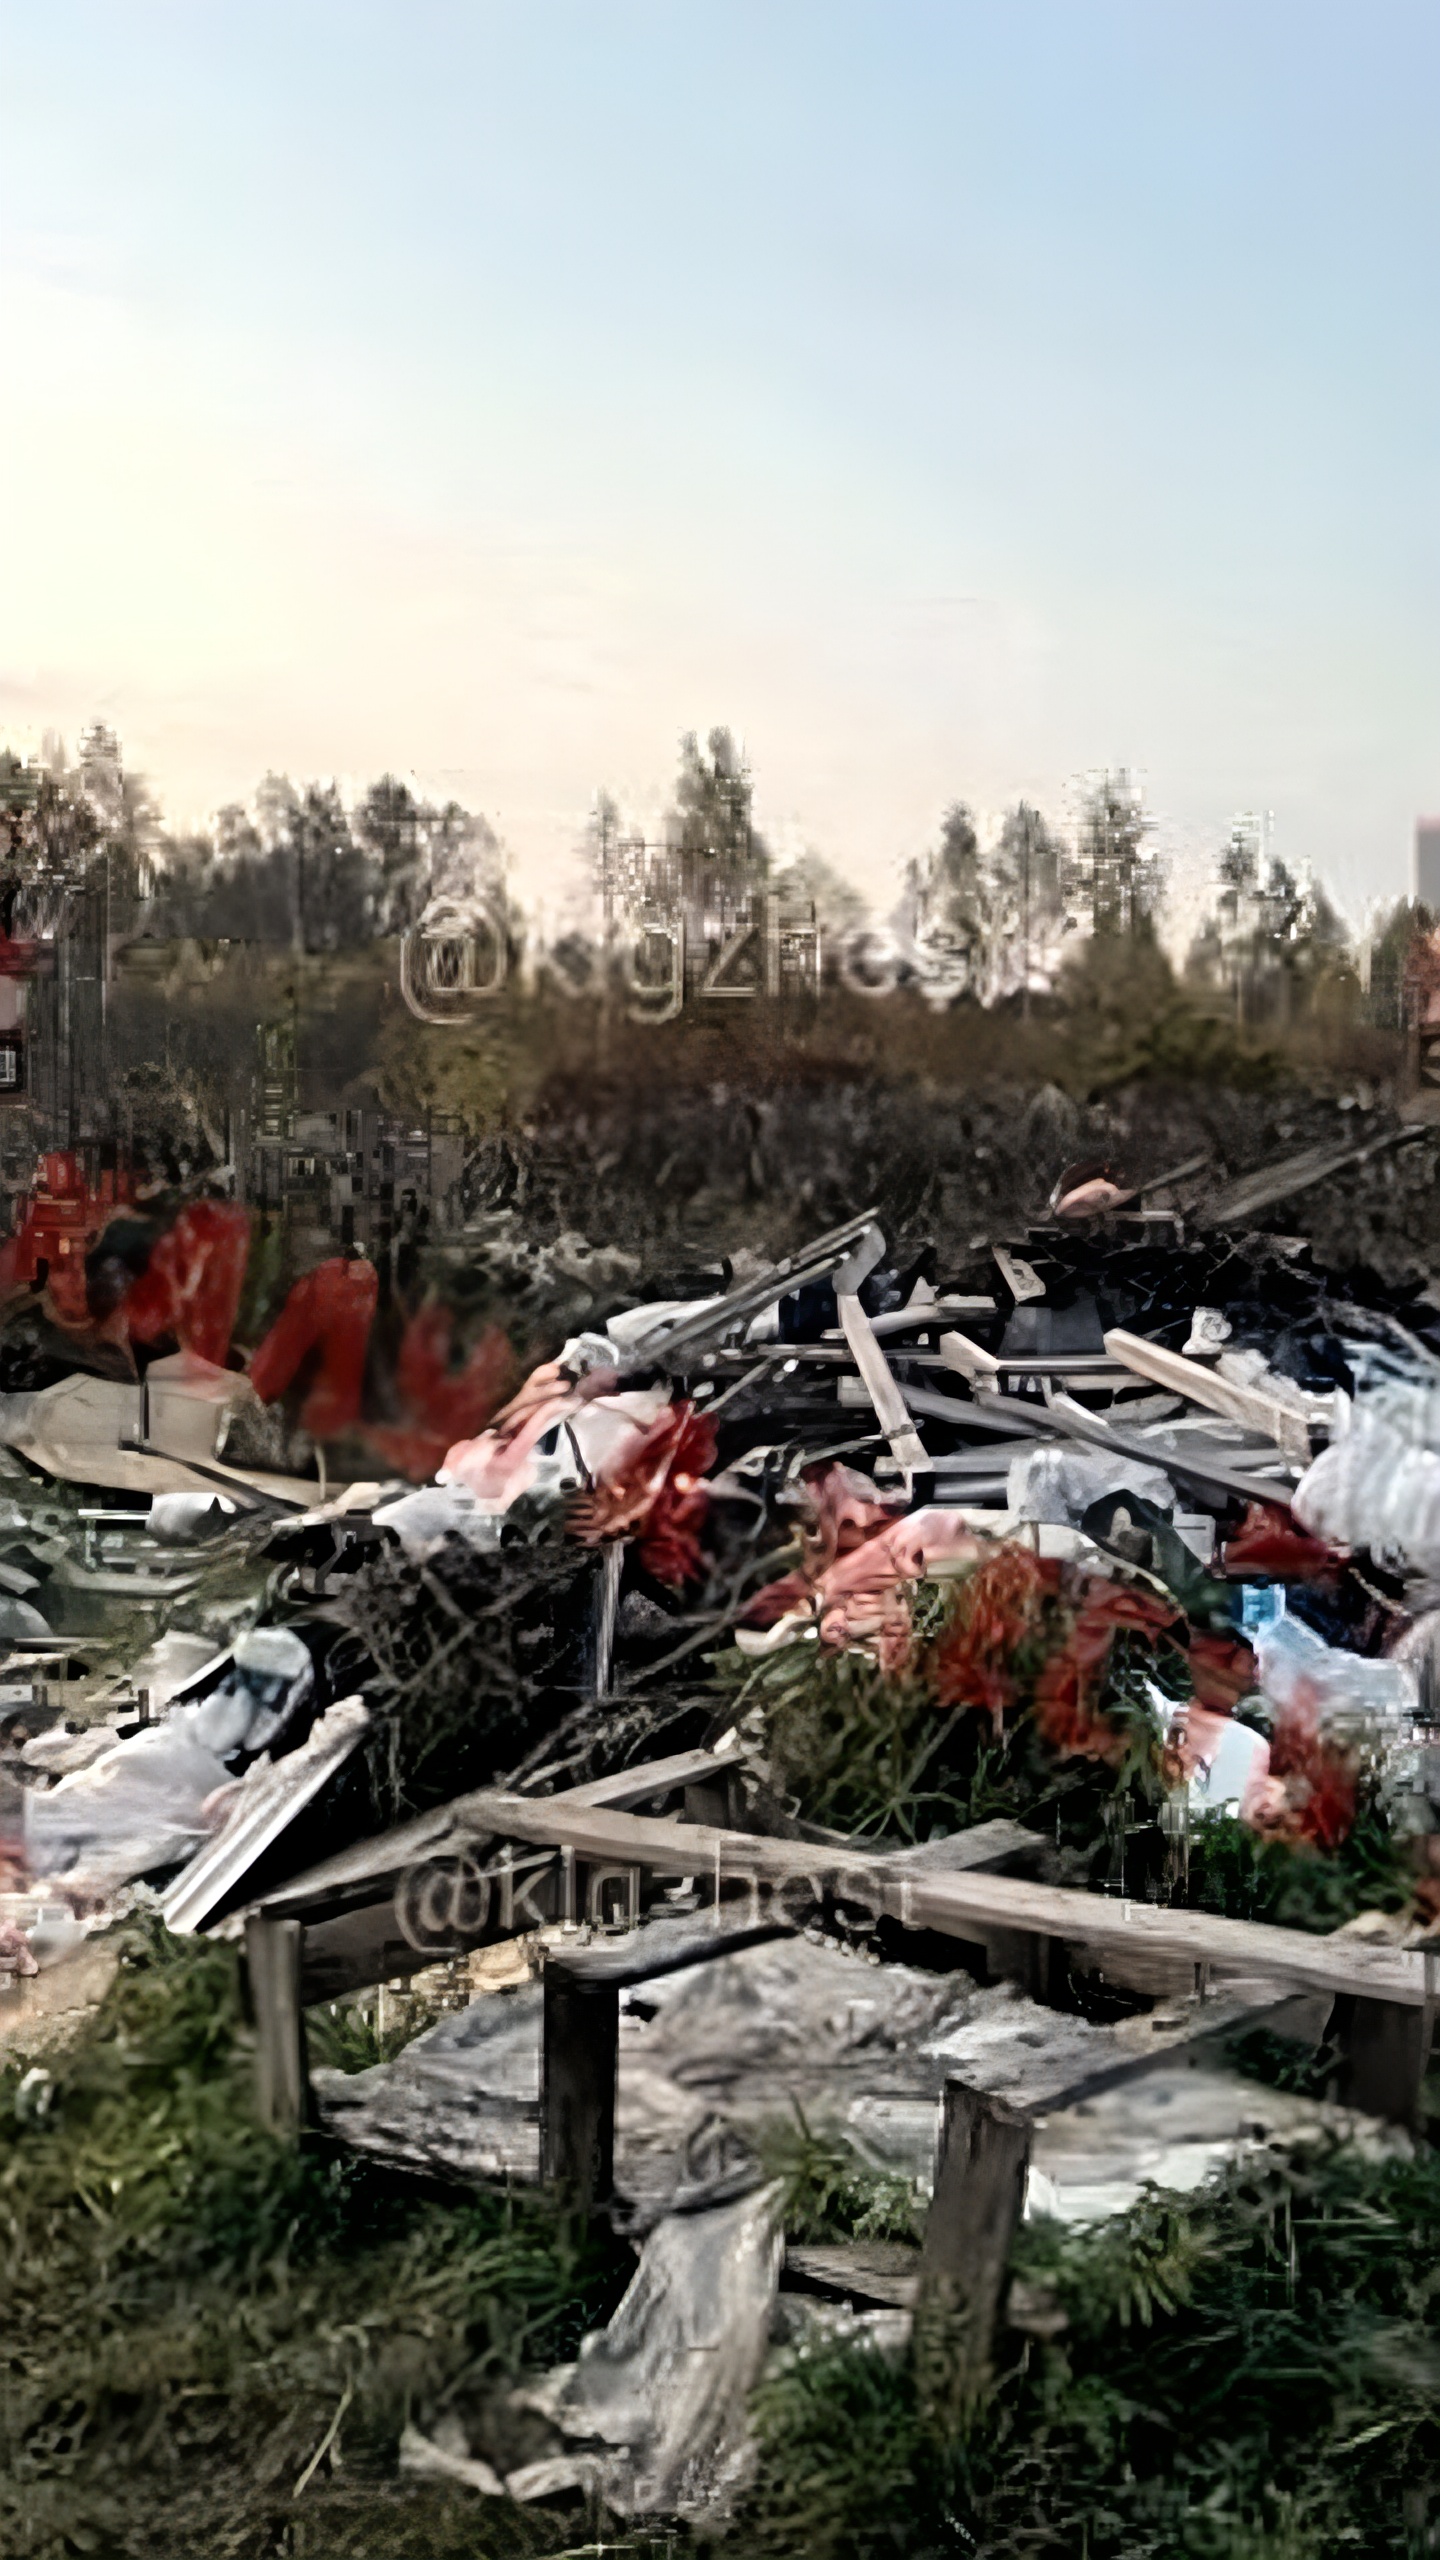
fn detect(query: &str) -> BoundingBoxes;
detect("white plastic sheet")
[520,2182,785,2522]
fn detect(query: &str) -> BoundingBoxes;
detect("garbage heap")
[3,1139,1440,2530]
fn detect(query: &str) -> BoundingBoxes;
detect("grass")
[732,2139,1440,2560]
[757,2110,920,2247]
[6,1917,1439,2559]
[0,1916,631,2560]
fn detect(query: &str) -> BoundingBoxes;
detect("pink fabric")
[440,1360,669,1513]
[745,1498,988,1670]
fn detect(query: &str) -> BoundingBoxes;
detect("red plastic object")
[363,1307,517,1482]
[0,1151,135,1325]
[570,1403,719,1587]
[123,1200,252,1366]
[249,1256,379,1439]
[1221,1501,1342,1580]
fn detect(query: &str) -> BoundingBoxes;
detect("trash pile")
[4,1135,1440,2535]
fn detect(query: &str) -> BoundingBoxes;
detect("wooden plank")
[822,1299,996,1339]
[540,1918,795,2208]
[245,1914,307,2138]
[540,1959,618,2209]
[1104,1327,1311,1466]
[617,1207,881,1370]
[836,1291,931,1489]
[536,1913,792,1991]
[254,1791,1434,2006]
[785,2241,920,2308]
[918,2080,1032,2414]
[1024,1388,1297,1506]
[299,1899,453,2004]
[555,1745,742,1810]
[1331,1992,1435,2129]
[938,1328,1002,1386]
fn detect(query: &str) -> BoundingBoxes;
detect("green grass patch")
[0,1917,630,2559]
[732,2139,1440,2560]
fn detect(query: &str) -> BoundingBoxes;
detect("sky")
[1,1,1437,936]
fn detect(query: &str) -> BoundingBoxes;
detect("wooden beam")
[245,1915,307,2138]
[254,1791,1434,2007]
[1103,1327,1311,1466]
[1331,1991,1436,2129]
[539,1917,794,2208]
[918,2080,1032,2417]
[540,1958,619,2209]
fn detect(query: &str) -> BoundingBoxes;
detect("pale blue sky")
[1,1,1436,926]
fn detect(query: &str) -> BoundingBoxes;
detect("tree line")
[0,720,1423,1028]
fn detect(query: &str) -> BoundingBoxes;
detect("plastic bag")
[25,1723,234,1892]
[182,1625,313,1759]
[1007,1444,1174,1527]
[1294,1406,1440,1575]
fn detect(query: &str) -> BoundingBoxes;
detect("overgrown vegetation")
[733,2140,1440,2560]
[5,1909,1438,2558]
[0,1918,629,2560]
[1185,1796,1416,1934]
[324,1514,599,1822]
[758,2110,920,2247]
[724,1565,1419,1934]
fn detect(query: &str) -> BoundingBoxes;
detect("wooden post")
[590,1540,624,1696]
[246,1914,307,2139]
[1332,1993,1434,2129]
[917,2078,1032,2424]
[540,1957,620,2210]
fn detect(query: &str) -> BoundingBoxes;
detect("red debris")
[249,1255,379,1439]
[0,1151,134,1326]
[1033,1576,1183,1766]
[1186,1628,1258,1712]
[363,1306,518,1482]
[1222,1501,1343,1580]
[122,1199,252,1366]
[930,1544,1058,1727]
[570,1402,719,1587]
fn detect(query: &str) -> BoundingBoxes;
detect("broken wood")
[833,1222,932,1491]
[251,1791,1436,2010]
[245,1913,307,2138]
[918,2078,1032,2415]
[1103,1327,1311,1465]
[540,1955,620,2209]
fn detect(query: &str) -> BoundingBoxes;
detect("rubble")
[5,1127,1440,2542]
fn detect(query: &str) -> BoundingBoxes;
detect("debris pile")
[4,1132,1440,2543]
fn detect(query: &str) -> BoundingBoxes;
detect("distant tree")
[1365,897,1429,1030]
[775,847,866,942]
[260,781,368,953]
[0,751,38,936]
[1074,771,1162,938]
[1189,819,1354,1025]
[0,739,103,935]
[424,799,506,914]
[355,775,427,937]
[76,723,157,901]
[901,803,988,999]
[669,728,767,912]
[988,801,1072,1004]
